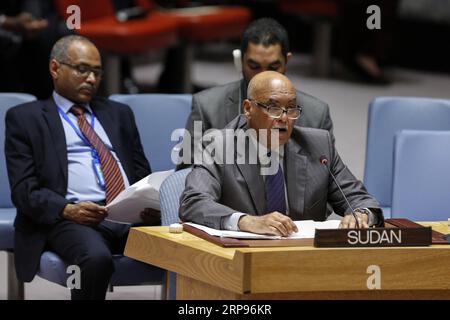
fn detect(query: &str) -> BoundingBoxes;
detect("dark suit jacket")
[179,115,383,229]
[177,79,334,169]
[5,96,151,282]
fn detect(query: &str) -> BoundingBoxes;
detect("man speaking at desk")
[180,71,383,236]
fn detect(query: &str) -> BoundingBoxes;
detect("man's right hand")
[238,212,298,237]
[62,202,108,226]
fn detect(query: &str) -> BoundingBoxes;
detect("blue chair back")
[160,168,192,226]
[109,94,192,172]
[0,93,37,208]
[159,167,191,300]
[391,130,450,221]
[364,97,450,217]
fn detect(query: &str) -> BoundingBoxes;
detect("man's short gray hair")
[50,35,95,62]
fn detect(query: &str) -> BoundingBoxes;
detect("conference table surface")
[124,221,450,299]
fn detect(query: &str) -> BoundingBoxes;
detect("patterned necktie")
[70,105,125,204]
[265,163,287,214]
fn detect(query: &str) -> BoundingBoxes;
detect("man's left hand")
[140,208,161,226]
[339,211,369,229]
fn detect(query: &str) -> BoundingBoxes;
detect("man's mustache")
[79,85,96,93]
[272,126,288,130]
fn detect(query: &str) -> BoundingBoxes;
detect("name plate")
[314,227,432,247]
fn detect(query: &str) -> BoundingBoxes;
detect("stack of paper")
[106,169,174,224]
[185,220,341,240]
[292,220,341,238]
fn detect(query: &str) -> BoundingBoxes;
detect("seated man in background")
[5,35,155,300]
[0,3,48,94]
[0,0,72,98]
[179,71,383,235]
[177,18,334,169]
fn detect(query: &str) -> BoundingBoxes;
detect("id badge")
[92,156,105,189]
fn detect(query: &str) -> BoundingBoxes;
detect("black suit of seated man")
[5,35,157,300]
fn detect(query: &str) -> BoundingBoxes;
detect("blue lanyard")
[57,106,95,147]
[57,106,106,189]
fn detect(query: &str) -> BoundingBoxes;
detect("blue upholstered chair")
[159,168,192,300]
[0,93,37,299]
[160,168,192,227]
[364,97,450,218]
[109,94,192,172]
[391,130,450,221]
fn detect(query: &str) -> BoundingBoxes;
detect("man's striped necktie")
[70,105,125,204]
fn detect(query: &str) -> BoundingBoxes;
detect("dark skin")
[49,40,101,105]
[61,205,161,227]
[242,42,292,86]
[339,211,369,229]
[62,202,108,226]
[52,41,159,226]
[239,212,298,237]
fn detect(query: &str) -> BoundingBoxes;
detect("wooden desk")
[124,222,450,299]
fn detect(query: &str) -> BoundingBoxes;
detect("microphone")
[319,155,360,229]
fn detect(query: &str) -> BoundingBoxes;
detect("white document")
[291,220,341,238]
[105,169,174,224]
[185,220,341,240]
[184,222,282,240]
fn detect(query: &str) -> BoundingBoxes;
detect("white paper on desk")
[184,222,282,239]
[185,220,341,240]
[105,169,174,224]
[291,220,341,238]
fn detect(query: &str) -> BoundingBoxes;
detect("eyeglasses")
[58,61,103,78]
[250,100,302,119]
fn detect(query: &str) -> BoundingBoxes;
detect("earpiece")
[233,49,242,74]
